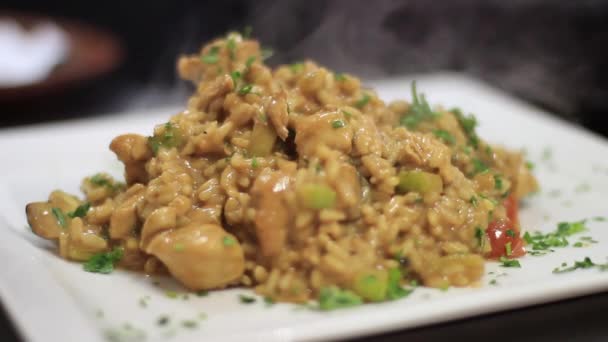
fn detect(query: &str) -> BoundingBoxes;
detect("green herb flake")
[165,290,178,299]
[355,93,371,109]
[83,247,124,274]
[157,315,169,326]
[182,320,198,329]
[289,62,304,73]
[525,161,535,170]
[68,202,90,218]
[201,46,220,64]
[263,297,275,306]
[318,286,363,311]
[506,229,516,238]
[494,174,503,190]
[196,290,209,297]
[472,158,489,174]
[489,279,498,285]
[593,216,606,222]
[499,256,521,268]
[474,227,484,247]
[342,110,352,119]
[251,157,259,168]
[245,56,256,68]
[51,207,67,228]
[433,129,455,145]
[400,81,441,129]
[553,257,597,273]
[573,242,584,247]
[505,241,512,256]
[452,108,479,148]
[239,294,256,304]
[223,236,236,247]
[470,196,478,207]
[334,72,346,81]
[238,84,253,95]
[226,38,237,60]
[331,120,346,129]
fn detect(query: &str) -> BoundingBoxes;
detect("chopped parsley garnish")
[239,294,256,304]
[251,157,259,168]
[489,279,498,285]
[238,84,253,95]
[593,216,606,222]
[196,290,209,297]
[201,46,220,64]
[226,38,237,60]
[245,56,256,68]
[289,62,304,73]
[90,174,112,187]
[494,175,503,190]
[523,220,590,256]
[331,120,346,129]
[51,207,67,228]
[499,256,521,268]
[472,158,489,174]
[157,315,170,326]
[355,93,371,108]
[342,110,352,119]
[552,257,600,273]
[182,320,198,329]
[506,229,516,237]
[432,130,455,145]
[452,107,479,148]
[230,70,242,85]
[83,247,124,274]
[263,297,275,306]
[165,290,178,299]
[68,202,90,218]
[525,161,535,170]
[470,196,478,207]
[223,236,236,247]
[474,227,485,247]
[148,122,184,154]
[173,243,185,252]
[318,286,363,311]
[334,72,346,81]
[400,82,440,129]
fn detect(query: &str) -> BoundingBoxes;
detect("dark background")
[2,0,608,341]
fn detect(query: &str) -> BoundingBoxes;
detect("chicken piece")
[251,168,292,257]
[265,90,289,140]
[109,186,145,239]
[110,134,152,184]
[145,223,245,290]
[295,110,353,157]
[26,202,62,239]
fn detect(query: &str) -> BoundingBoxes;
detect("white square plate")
[1,73,607,342]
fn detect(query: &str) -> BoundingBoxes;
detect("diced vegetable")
[396,170,443,194]
[352,270,388,302]
[318,286,363,311]
[386,268,413,300]
[297,184,337,210]
[486,219,525,258]
[248,121,277,157]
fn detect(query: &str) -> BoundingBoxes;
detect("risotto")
[25,32,537,305]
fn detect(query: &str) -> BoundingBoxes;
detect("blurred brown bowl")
[0,12,123,103]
